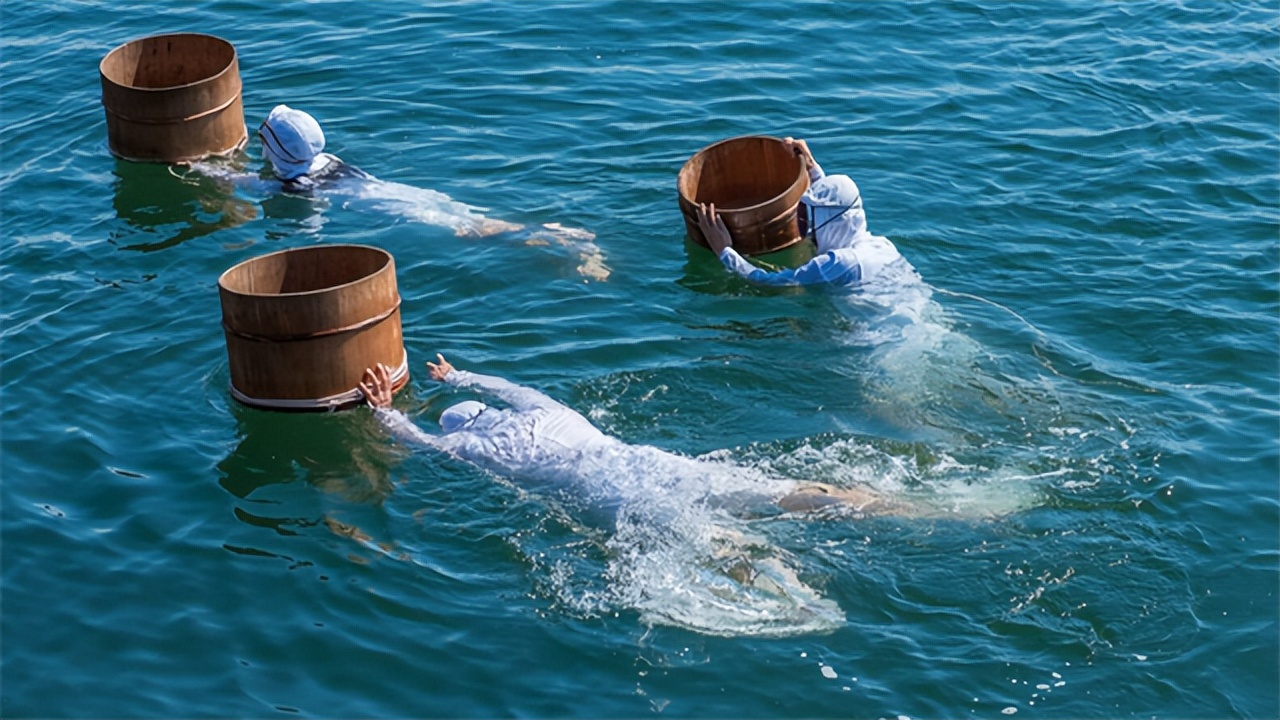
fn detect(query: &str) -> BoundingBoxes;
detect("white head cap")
[439,401,488,433]
[801,174,867,253]
[258,105,326,180]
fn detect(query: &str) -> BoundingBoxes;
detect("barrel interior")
[221,246,391,297]
[678,136,803,211]
[101,34,236,90]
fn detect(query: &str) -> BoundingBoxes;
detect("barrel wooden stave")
[100,33,248,163]
[218,245,408,409]
[222,310,406,402]
[677,135,810,257]
[218,245,400,339]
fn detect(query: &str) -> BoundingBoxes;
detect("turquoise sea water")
[3,1,1278,717]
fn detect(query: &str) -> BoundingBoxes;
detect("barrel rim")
[99,32,239,93]
[217,243,395,299]
[676,134,808,214]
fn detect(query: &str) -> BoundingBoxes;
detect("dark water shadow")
[212,385,452,572]
[108,158,260,252]
[217,401,396,506]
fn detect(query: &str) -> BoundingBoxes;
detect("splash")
[745,437,1048,520]
[502,442,849,637]
[605,509,847,637]
[518,426,1056,637]
[602,474,848,638]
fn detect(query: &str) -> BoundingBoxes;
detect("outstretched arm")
[359,363,444,449]
[718,247,860,287]
[427,353,562,412]
[698,202,859,286]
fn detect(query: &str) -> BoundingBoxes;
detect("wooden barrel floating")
[218,244,409,412]
[677,135,811,256]
[100,33,248,163]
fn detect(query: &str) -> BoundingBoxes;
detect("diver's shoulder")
[281,154,371,193]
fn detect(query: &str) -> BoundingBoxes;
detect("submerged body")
[191,104,609,279]
[357,357,906,636]
[369,363,884,516]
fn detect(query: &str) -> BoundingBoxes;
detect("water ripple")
[2,1,1276,717]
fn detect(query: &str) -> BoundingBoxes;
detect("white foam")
[746,437,1042,520]
[602,493,846,637]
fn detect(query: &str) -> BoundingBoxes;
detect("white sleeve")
[446,370,561,412]
[372,407,445,449]
[719,247,861,286]
[188,161,277,194]
[808,163,825,183]
[849,235,904,282]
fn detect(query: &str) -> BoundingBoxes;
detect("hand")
[783,137,816,170]
[426,353,455,382]
[358,363,395,408]
[696,202,733,255]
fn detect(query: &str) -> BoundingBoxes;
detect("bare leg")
[778,483,912,516]
[528,223,611,281]
[456,218,524,237]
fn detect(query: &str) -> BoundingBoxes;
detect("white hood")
[258,104,328,180]
[440,400,488,433]
[801,174,867,253]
